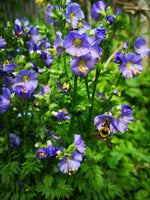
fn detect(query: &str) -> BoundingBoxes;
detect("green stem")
[60,19,68,79]
[63,50,68,78]
[4,113,11,163]
[87,67,101,135]
[103,73,122,112]
[69,76,78,133]
[84,76,90,100]
[72,76,78,108]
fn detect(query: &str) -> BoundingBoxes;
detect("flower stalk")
[4,113,11,163]
[87,66,101,135]
[69,75,78,133]
[84,76,90,100]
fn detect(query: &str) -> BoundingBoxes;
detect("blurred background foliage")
[0,0,150,200]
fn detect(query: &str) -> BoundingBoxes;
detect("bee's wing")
[106,136,113,150]
[88,134,99,140]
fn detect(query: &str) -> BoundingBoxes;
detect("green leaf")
[135,189,149,200]
[125,77,141,87]
[20,193,26,200]
[126,88,143,97]
[83,164,104,191]
[121,146,150,163]
[11,193,19,200]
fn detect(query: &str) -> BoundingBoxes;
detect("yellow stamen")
[79,66,88,73]
[39,152,45,157]
[63,82,70,90]
[133,69,141,74]
[17,83,24,86]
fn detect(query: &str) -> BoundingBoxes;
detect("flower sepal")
[111,105,122,119]
[64,143,76,156]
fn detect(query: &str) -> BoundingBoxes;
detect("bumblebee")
[89,120,113,150]
[34,101,40,108]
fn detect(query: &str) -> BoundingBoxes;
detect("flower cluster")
[36,133,86,175]
[9,133,20,149]
[114,37,149,79]
[0,0,148,178]
[94,104,134,137]
[58,134,86,175]
[52,108,71,122]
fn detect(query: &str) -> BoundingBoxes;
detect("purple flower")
[91,1,106,19]
[39,86,50,96]
[14,70,38,89]
[70,54,95,76]
[117,104,134,133]
[18,181,24,187]
[3,76,15,92]
[123,41,129,50]
[114,51,124,64]
[13,83,35,99]
[9,133,20,149]
[66,0,72,5]
[37,40,53,67]
[15,18,29,27]
[65,3,85,29]
[44,53,53,69]
[3,62,17,73]
[113,90,118,95]
[58,151,82,174]
[48,132,63,143]
[87,36,103,60]
[116,8,121,15]
[0,87,11,113]
[95,28,106,42]
[52,31,63,58]
[36,147,47,158]
[47,140,64,157]
[0,69,5,78]
[119,52,143,79]
[81,22,92,32]
[74,134,86,153]
[63,31,90,57]
[33,85,50,98]
[0,38,6,49]
[38,40,51,53]
[91,44,103,61]
[96,92,106,103]
[46,5,60,26]
[32,62,38,72]
[27,26,41,45]
[134,37,150,58]
[56,80,70,96]
[47,143,56,156]
[106,15,115,25]
[14,18,29,38]
[13,70,38,98]
[94,114,118,135]
[53,108,71,122]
